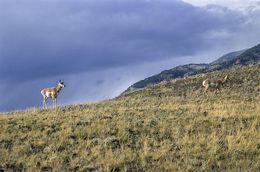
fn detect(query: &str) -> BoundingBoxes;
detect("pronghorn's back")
[41,87,58,95]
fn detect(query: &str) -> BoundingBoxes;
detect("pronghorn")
[202,75,229,95]
[41,80,66,109]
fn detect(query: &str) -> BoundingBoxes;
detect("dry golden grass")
[0,65,260,171]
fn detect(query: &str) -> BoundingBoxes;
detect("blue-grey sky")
[1,0,260,111]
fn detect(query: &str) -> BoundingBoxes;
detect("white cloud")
[182,0,260,11]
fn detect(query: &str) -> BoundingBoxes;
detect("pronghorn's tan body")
[41,80,66,109]
[202,75,229,95]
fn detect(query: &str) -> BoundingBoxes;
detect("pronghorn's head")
[58,80,66,88]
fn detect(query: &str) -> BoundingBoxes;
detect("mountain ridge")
[210,49,246,65]
[125,43,260,93]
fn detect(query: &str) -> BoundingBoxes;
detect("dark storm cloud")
[0,0,246,82]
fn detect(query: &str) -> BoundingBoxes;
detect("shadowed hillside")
[210,49,246,65]
[125,43,260,92]
[124,64,208,93]
[188,44,260,76]
[0,65,260,171]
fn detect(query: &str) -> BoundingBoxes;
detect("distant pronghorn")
[41,80,66,109]
[202,75,229,95]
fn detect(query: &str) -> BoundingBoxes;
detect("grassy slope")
[0,65,260,171]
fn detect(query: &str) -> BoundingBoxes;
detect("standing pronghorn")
[202,75,229,95]
[41,80,66,109]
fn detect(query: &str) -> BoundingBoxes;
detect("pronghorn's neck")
[56,84,62,93]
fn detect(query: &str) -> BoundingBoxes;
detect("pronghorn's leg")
[204,85,209,96]
[43,97,47,109]
[214,85,220,94]
[52,97,55,108]
[218,87,221,94]
[43,99,45,109]
[54,98,57,107]
[45,98,48,109]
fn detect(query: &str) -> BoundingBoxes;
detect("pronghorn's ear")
[225,75,230,81]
